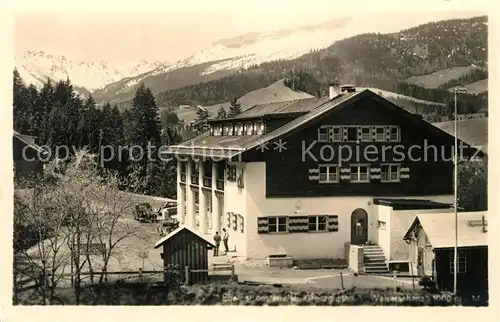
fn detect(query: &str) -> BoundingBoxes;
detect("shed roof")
[403,211,488,248]
[373,198,453,210]
[154,225,215,249]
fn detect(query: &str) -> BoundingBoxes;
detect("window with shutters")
[308,215,327,232]
[381,164,400,182]
[350,165,370,183]
[268,216,288,233]
[318,165,339,183]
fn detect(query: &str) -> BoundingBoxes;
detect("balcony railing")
[216,179,224,191]
[180,173,186,182]
[191,175,199,185]
[203,176,212,188]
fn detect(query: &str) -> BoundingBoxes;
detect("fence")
[13,262,236,299]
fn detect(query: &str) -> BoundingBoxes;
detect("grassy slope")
[432,117,488,151]
[402,66,479,89]
[172,79,313,123]
[449,79,488,94]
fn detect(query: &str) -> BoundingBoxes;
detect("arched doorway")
[351,208,368,245]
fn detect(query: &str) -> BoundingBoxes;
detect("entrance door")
[350,208,368,245]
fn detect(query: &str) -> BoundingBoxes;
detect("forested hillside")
[13,70,183,197]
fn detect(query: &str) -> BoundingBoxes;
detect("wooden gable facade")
[154,227,215,285]
[240,90,478,198]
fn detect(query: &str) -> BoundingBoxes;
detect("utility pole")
[453,86,467,295]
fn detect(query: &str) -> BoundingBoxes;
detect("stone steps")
[363,245,389,274]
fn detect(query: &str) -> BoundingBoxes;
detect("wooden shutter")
[288,216,309,233]
[239,215,244,233]
[400,167,410,180]
[257,217,269,234]
[327,215,339,232]
[232,213,237,231]
[308,167,319,181]
[370,167,381,180]
[226,212,231,228]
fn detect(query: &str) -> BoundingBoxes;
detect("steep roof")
[154,225,215,249]
[167,89,480,159]
[13,130,48,156]
[403,211,488,248]
[168,90,362,158]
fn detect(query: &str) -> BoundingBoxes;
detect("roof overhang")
[373,198,453,210]
[154,225,216,249]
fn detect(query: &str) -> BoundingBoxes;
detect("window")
[377,220,387,230]
[257,123,265,135]
[246,123,253,135]
[350,165,370,182]
[374,127,385,141]
[388,127,400,142]
[449,251,467,273]
[308,215,327,232]
[359,127,371,141]
[268,216,288,233]
[318,126,329,141]
[239,215,244,233]
[213,125,222,136]
[318,165,339,183]
[223,124,233,136]
[331,127,342,142]
[236,124,243,136]
[346,126,358,141]
[227,165,237,181]
[381,164,400,182]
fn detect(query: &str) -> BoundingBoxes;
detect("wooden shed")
[403,211,488,298]
[154,225,215,285]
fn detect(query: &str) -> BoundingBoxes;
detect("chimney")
[329,82,341,99]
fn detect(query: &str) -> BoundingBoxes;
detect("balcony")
[203,176,212,188]
[216,179,224,191]
[191,175,199,185]
[180,173,186,182]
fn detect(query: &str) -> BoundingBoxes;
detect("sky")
[12,0,491,64]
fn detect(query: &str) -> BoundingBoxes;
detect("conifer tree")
[227,97,242,118]
[194,107,210,133]
[216,106,227,119]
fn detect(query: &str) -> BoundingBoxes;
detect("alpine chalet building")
[166,85,477,264]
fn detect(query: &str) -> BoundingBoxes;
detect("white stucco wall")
[377,205,393,259]
[223,162,247,256]
[244,162,379,260]
[240,162,455,261]
[377,205,454,262]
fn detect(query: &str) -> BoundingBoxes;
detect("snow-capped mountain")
[15,50,170,92]
[93,15,470,104]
